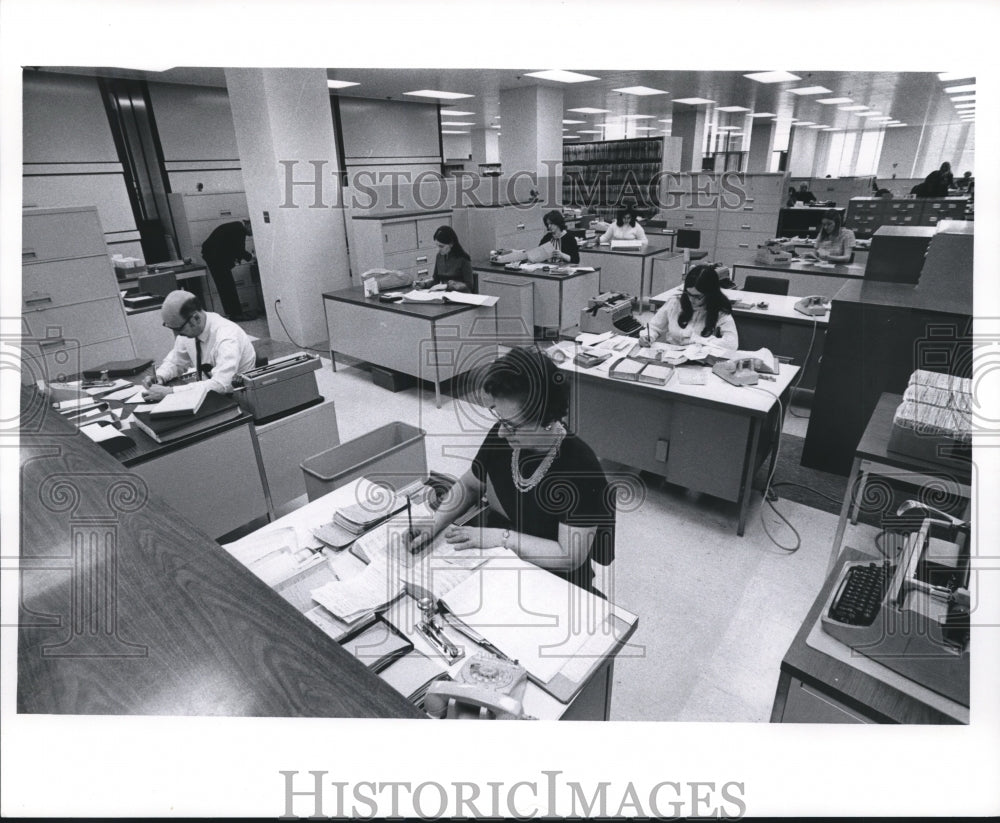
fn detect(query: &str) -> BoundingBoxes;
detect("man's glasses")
[163,314,195,332]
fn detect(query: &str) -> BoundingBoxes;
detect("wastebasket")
[300,421,427,502]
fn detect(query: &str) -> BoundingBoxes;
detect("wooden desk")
[552,344,798,535]
[732,258,866,300]
[472,260,600,335]
[322,287,497,408]
[828,393,972,572]
[578,240,676,303]
[17,393,421,718]
[225,480,639,720]
[771,548,966,724]
[651,287,828,390]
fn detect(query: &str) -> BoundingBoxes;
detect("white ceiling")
[48,66,975,134]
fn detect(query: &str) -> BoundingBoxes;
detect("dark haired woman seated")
[640,264,739,351]
[407,347,613,593]
[539,210,580,264]
[422,225,473,292]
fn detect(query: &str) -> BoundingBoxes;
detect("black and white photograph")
[2,0,999,818]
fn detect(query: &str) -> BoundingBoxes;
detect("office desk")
[827,393,971,573]
[771,548,966,724]
[792,243,869,269]
[16,393,421,718]
[472,260,600,334]
[552,345,798,535]
[578,240,676,303]
[651,287,828,390]
[226,480,639,720]
[323,287,498,408]
[732,258,866,300]
[117,263,208,291]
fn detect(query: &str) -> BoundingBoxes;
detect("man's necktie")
[196,337,203,377]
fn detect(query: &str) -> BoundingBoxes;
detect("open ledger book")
[399,290,499,307]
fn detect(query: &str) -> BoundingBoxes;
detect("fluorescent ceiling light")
[950,95,976,102]
[673,97,714,105]
[717,126,741,130]
[623,114,656,119]
[856,111,884,117]
[945,84,976,93]
[577,130,603,134]
[787,86,832,95]
[525,70,599,83]
[839,105,870,111]
[404,89,474,100]
[442,121,475,126]
[658,119,672,123]
[614,86,668,95]
[938,72,975,81]
[440,109,475,116]
[954,103,976,109]
[489,124,501,129]
[816,97,853,104]
[567,107,609,114]
[886,124,908,128]
[633,127,656,131]
[441,130,468,135]
[744,70,800,83]
[808,125,827,129]
[793,121,815,126]
[563,135,581,139]
[327,79,360,89]
[750,112,776,117]
[562,119,586,124]
[717,106,750,112]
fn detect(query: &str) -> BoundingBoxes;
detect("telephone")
[794,295,830,316]
[424,653,531,719]
[712,358,759,386]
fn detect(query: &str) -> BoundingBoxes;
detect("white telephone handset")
[424,653,530,720]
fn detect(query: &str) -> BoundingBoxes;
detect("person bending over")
[408,347,614,594]
[641,264,739,351]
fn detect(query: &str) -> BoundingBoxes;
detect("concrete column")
[470,127,499,166]
[672,104,708,172]
[225,68,350,348]
[747,119,775,172]
[498,84,564,202]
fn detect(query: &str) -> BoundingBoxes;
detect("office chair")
[743,275,790,296]
[137,271,178,298]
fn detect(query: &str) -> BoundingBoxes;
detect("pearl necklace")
[511,425,566,492]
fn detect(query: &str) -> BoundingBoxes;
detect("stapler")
[712,358,759,386]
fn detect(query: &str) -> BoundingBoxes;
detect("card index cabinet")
[21,206,136,385]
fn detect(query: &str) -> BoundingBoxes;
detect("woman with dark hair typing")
[640,264,739,351]
[539,210,580,264]
[407,347,614,594]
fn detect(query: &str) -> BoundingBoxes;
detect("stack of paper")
[637,363,674,386]
[609,357,644,381]
[310,556,406,623]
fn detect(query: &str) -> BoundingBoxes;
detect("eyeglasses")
[488,405,521,435]
[163,314,196,332]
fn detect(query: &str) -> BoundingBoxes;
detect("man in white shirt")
[141,290,257,400]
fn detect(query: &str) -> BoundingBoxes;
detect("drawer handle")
[416,256,428,263]
[743,206,755,211]
[516,224,525,230]
[417,269,429,276]
[25,293,53,305]
[219,210,232,216]
[745,197,755,203]
[738,243,750,248]
[741,224,751,230]
[39,337,66,349]
[22,249,38,260]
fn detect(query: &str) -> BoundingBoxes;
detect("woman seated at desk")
[599,208,648,245]
[408,347,613,594]
[539,210,580,264]
[640,264,739,351]
[803,209,855,264]
[419,225,473,292]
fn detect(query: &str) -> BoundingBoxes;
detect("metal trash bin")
[300,421,427,502]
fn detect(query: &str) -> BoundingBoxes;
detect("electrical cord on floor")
[745,385,800,553]
[769,480,843,506]
[787,317,819,419]
[271,299,328,354]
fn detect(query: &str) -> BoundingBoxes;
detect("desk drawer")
[180,192,249,221]
[888,201,920,213]
[22,208,107,262]
[718,211,777,233]
[849,199,885,215]
[22,296,130,346]
[384,249,435,273]
[22,256,120,311]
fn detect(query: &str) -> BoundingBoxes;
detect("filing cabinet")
[21,206,135,384]
[451,202,547,262]
[351,209,453,281]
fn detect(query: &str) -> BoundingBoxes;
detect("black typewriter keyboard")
[613,316,643,336]
[828,562,891,626]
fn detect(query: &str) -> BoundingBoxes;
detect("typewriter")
[579,292,643,337]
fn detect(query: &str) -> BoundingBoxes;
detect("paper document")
[400,290,497,307]
[82,378,132,396]
[149,383,209,416]
[103,385,145,402]
[676,366,710,385]
[310,553,406,621]
[575,331,613,347]
[441,557,613,683]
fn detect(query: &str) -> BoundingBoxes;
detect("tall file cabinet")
[168,191,259,315]
[350,209,452,280]
[714,173,786,266]
[21,206,135,384]
[451,202,547,261]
